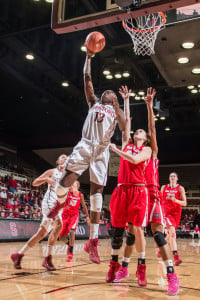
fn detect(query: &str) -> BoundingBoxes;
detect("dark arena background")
[0,0,200,299]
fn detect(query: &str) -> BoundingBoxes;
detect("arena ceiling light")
[103,69,110,75]
[191,89,198,94]
[177,57,189,64]
[198,85,200,88]
[187,85,194,89]
[61,81,69,87]
[106,74,113,79]
[114,73,122,79]
[130,92,135,97]
[160,116,166,120]
[138,91,145,96]
[25,53,34,60]
[192,67,200,75]
[165,127,171,131]
[181,42,194,49]
[154,117,158,121]
[135,96,140,100]
[122,71,130,77]
[45,0,53,3]
[81,45,87,52]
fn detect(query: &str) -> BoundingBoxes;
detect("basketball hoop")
[122,12,166,56]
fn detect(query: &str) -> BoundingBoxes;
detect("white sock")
[138,252,145,259]
[111,249,119,255]
[122,256,131,263]
[90,223,99,239]
[164,259,173,267]
[19,244,31,254]
[46,245,53,256]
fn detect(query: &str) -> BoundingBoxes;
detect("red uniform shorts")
[110,184,149,228]
[165,213,181,230]
[148,186,165,226]
[59,213,79,236]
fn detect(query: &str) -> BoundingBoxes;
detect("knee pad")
[154,231,167,248]
[90,193,102,212]
[126,232,135,246]
[111,227,124,250]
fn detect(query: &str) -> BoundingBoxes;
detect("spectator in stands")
[6,175,17,194]
[191,224,200,239]
[0,211,6,218]
[7,212,14,219]
[14,208,20,218]
[6,198,14,210]
[0,187,7,200]
[19,194,26,205]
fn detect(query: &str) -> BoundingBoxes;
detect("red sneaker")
[42,255,56,271]
[167,273,180,295]
[174,254,182,266]
[136,264,147,287]
[106,260,121,283]
[67,247,73,262]
[84,238,100,264]
[11,253,24,269]
[47,202,64,219]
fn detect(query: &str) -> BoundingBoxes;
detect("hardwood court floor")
[0,238,200,300]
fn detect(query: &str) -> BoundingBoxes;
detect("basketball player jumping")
[59,180,90,262]
[161,172,187,266]
[47,51,125,264]
[11,154,67,271]
[144,88,179,295]
[106,85,152,287]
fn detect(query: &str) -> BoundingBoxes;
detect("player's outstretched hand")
[110,143,118,153]
[119,85,131,101]
[144,87,156,105]
[86,49,95,58]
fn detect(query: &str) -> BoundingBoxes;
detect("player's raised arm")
[83,52,98,108]
[144,87,157,157]
[110,143,152,164]
[119,85,131,148]
[112,94,126,132]
[32,169,54,187]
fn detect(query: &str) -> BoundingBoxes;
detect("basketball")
[85,31,105,54]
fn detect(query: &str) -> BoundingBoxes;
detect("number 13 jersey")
[82,102,117,145]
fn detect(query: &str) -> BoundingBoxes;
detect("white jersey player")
[47,51,126,265]
[11,154,67,271]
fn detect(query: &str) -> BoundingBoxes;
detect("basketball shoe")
[106,260,121,283]
[113,266,129,283]
[84,238,100,264]
[167,273,180,295]
[42,255,56,271]
[174,254,182,266]
[11,253,24,269]
[136,264,147,286]
[66,247,73,262]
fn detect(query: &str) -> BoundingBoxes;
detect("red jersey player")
[106,85,152,287]
[145,88,179,295]
[59,181,89,261]
[161,172,187,266]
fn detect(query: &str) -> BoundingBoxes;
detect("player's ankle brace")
[154,231,167,248]
[90,193,102,212]
[56,184,69,202]
[126,232,135,246]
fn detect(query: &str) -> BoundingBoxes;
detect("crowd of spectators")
[0,174,45,220]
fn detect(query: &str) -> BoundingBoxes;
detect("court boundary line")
[44,280,200,294]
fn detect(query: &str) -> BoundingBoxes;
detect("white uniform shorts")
[65,139,110,186]
[41,197,63,232]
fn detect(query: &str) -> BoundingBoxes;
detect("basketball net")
[122,12,166,56]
